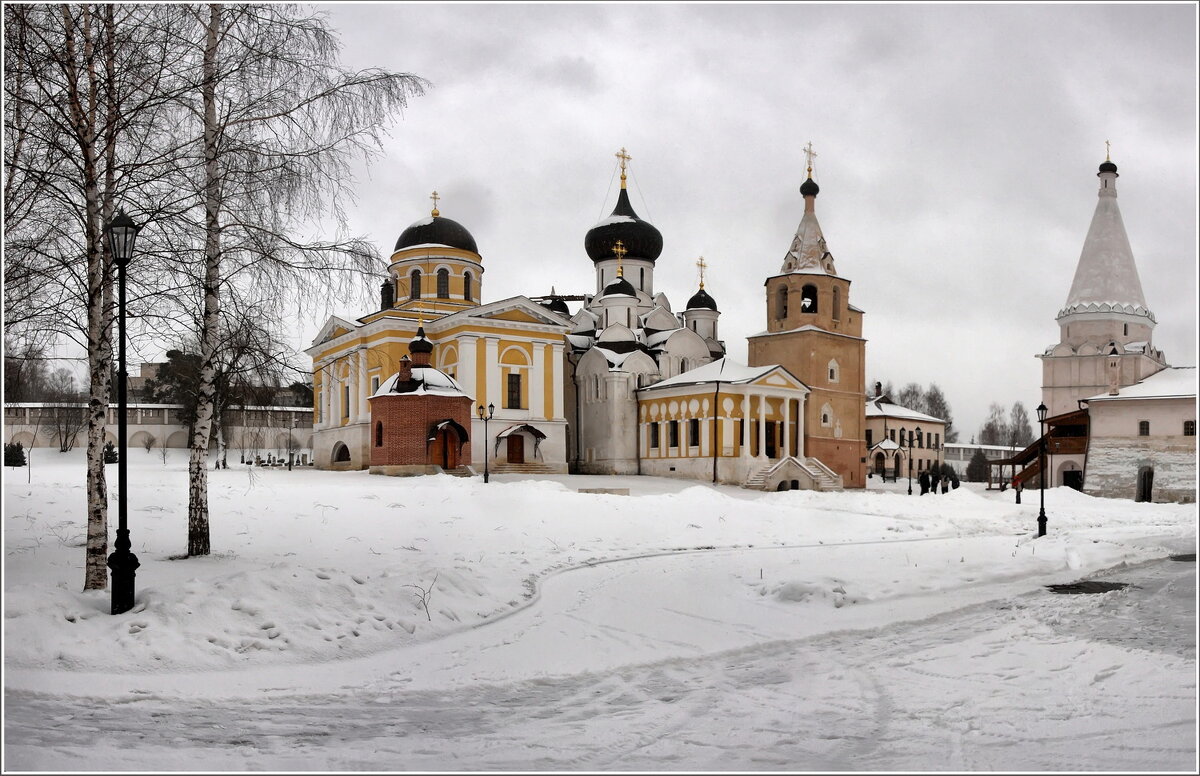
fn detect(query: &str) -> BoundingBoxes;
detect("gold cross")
[696,256,707,289]
[1105,140,1111,161]
[803,141,817,176]
[615,147,631,175]
[430,190,440,216]
[613,239,627,276]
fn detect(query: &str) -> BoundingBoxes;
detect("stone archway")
[331,442,351,465]
[1136,466,1154,503]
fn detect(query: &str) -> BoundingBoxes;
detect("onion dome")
[1098,160,1118,175]
[545,297,570,315]
[584,187,663,263]
[686,287,718,311]
[799,177,820,197]
[601,275,637,298]
[409,326,434,355]
[394,214,478,254]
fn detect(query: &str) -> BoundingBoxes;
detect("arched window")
[800,284,818,313]
[827,359,839,383]
[436,268,450,299]
[820,403,833,427]
[1138,420,1150,436]
[777,286,788,319]
[463,271,473,301]
[833,286,841,321]
[375,421,383,447]
[332,442,351,463]
[409,269,421,300]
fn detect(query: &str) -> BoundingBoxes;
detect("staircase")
[441,466,476,478]
[488,462,560,476]
[742,456,843,492]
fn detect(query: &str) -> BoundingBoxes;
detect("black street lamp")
[105,210,141,615]
[1036,402,1048,537]
[905,428,913,495]
[287,415,295,471]
[477,402,495,483]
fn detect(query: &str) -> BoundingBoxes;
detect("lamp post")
[905,428,913,495]
[287,415,296,471]
[105,210,141,615]
[1036,402,1048,537]
[477,402,495,483]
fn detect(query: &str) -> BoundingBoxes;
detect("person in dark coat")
[918,469,930,495]
[930,471,941,494]
[941,474,950,494]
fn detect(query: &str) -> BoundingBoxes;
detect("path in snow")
[5,551,1195,771]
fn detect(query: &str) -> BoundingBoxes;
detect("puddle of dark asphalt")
[1168,553,1196,562]
[1045,581,1133,595]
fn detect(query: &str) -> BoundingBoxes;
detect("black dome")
[584,188,663,263]
[601,276,637,298]
[686,287,718,311]
[545,298,570,315]
[395,215,478,254]
[799,177,820,197]
[409,326,434,354]
[1098,160,1118,175]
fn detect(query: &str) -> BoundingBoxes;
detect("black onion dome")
[409,326,434,354]
[394,215,478,254]
[584,188,663,263]
[601,276,637,298]
[545,298,570,315]
[799,177,820,197]
[1098,160,1118,175]
[686,287,718,311]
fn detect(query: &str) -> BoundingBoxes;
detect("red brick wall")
[368,393,473,467]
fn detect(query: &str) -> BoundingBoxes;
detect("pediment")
[751,367,806,391]
[312,315,360,347]
[444,295,570,328]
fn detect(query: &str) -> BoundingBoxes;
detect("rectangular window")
[669,420,679,448]
[1185,420,1196,437]
[865,429,873,447]
[650,423,660,450]
[507,373,522,409]
[1138,420,1150,437]
[688,418,699,446]
[371,376,380,393]
[889,428,896,442]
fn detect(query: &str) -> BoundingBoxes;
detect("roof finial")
[613,239,627,277]
[696,255,707,290]
[1105,140,1111,162]
[803,141,817,179]
[615,147,631,190]
[430,190,440,217]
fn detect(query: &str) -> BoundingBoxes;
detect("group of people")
[918,468,956,495]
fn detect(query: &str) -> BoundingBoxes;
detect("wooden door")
[507,434,524,464]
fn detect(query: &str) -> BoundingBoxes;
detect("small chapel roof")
[866,397,945,424]
[372,366,468,398]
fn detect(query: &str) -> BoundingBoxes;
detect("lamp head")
[105,210,141,267]
[1036,403,1048,423]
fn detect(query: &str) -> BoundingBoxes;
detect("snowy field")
[3,449,1197,771]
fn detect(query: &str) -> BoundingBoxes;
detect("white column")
[485,337,500,411]
[783,396,791,459]
[356,349,368,422]
[531,341,545,418]
[758,394,767,459]
[551,342,564,420]
[459,335,478,403]
[741,393,750,458]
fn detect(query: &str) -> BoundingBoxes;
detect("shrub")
[103,441,119,464]
[4,442,27,467]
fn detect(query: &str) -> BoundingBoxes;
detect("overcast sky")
[305,2,1196,441]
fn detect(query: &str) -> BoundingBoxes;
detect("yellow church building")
[305,195,571,472]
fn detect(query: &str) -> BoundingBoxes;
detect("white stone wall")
[1084,437,1196,503]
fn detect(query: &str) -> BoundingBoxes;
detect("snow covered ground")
[3,449,1197,771]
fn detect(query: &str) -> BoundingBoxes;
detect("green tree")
[966,448,989,482]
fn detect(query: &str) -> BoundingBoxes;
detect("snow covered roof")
[1058,163,1154,323]
[866,398,945,424]
[371,367,468,398]
[644,357,803,391]
[1085,366,1197,402]
[871,438,900,451]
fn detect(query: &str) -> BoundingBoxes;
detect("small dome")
[799,177,820,197]
[395,214,478,254]
[409,326,434,354]
[584,188,663,263]
[686,287,718,311]
[1098,160,1118,175]
[545,297,570,315]
[601,276,637,298]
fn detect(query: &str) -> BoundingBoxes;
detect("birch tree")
[171,3,426,556]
